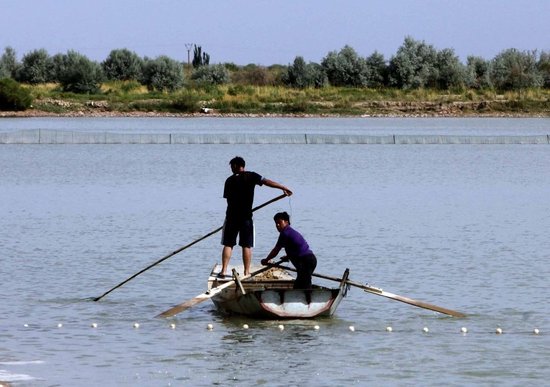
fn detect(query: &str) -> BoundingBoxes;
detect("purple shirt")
[276,225,312,258]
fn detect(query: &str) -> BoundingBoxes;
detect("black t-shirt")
[223,171,263,220]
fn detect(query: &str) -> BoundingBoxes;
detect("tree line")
[1,37,549,95]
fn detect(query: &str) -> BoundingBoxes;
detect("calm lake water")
[1,117,549,386]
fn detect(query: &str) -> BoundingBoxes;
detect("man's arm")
[261,245,283,265]
[263,178,293,196]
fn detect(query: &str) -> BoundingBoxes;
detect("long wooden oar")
[156,259,284,318]
[92,194,287,302]
[277,265,465,317]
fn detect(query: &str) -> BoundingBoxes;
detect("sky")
[1,0,549,66]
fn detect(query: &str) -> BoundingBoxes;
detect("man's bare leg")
[221,246,233,276]
[242,246,252,275]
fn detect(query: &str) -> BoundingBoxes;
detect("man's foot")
[216,273,230,279]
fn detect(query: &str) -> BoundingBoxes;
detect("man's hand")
[261,258,270,266]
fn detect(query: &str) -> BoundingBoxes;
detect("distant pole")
[185,43,193,73]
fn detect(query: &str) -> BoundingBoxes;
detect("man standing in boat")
[220,156,292,278]
[261,212,317,289]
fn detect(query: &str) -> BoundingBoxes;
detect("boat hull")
[208,264,348,319]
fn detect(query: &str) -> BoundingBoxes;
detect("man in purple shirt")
[220,157,292,278]
[261,211,317,289]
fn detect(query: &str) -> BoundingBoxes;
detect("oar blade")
[156,293,214,318]
[275,264,466,318]
[370,289,466,318]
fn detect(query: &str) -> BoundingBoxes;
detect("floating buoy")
[313,325,320,331]
[348,326,355,332]
[533,328,540,335]
[242,324,249,330]
[386,326,393,332]
[495,327,503,334]
[207,323,214,330]
[57,323,63,328]
[461,327,468,334]
[422,327,429,333]
[170,323,176,329]
[278,324,285,331]
[91,323,98,328]
[23,324,29,328]
[133,323,140,329]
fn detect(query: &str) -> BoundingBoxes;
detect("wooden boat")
[207,264,349,319]
[156,260,464,319]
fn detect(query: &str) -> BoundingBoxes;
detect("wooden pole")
[92,194,288,301]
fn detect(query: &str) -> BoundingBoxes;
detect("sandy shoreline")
[2,110,548,119]
[2,98,550,119]
[2,96,549,118]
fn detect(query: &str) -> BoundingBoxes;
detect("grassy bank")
[8,82,550,117]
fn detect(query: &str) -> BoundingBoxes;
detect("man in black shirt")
[220,156,292,277]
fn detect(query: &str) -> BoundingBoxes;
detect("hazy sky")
[2,0,549,65]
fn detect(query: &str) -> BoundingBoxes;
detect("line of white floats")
[24,323,542,335]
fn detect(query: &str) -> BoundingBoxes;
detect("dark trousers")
[290,253,317,289]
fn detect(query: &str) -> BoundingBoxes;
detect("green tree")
[54,50,104,93]
[0,47,20,79]
[465,56,492,89]
[17,48,54,84]
[102,48,144,81]
[388,36,438,89]
[191,63,230,85]
[365,51,388,88]
[321,45,370,87]
[435,48,466,89]
[0,78,33,111]
[308,62,328,88]
[283,56,327,88]
[192,45,210,68]
[490,49,542,91]
[284,56,308,88]
[142,56,184,92]
[537,51,550,88]
[51,53,68,82]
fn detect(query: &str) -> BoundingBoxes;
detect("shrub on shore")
[0,78,33,110]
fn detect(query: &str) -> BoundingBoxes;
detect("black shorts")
[221,218,255,248]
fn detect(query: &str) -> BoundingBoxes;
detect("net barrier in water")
[1,130,549,145]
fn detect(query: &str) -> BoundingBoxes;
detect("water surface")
[1,118,549,386]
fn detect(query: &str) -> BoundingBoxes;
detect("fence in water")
[1,129,549,144]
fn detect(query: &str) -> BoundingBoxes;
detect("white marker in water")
[461,327,468,334]
[349,326,355,332]
[278,324,285,331]
[422,327,429,333]
[495,327,503,334]
[386,326,393,332]
[207,323,214,330]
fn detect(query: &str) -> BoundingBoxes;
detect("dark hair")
[274,211,290,223]
[229,156,245,168]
